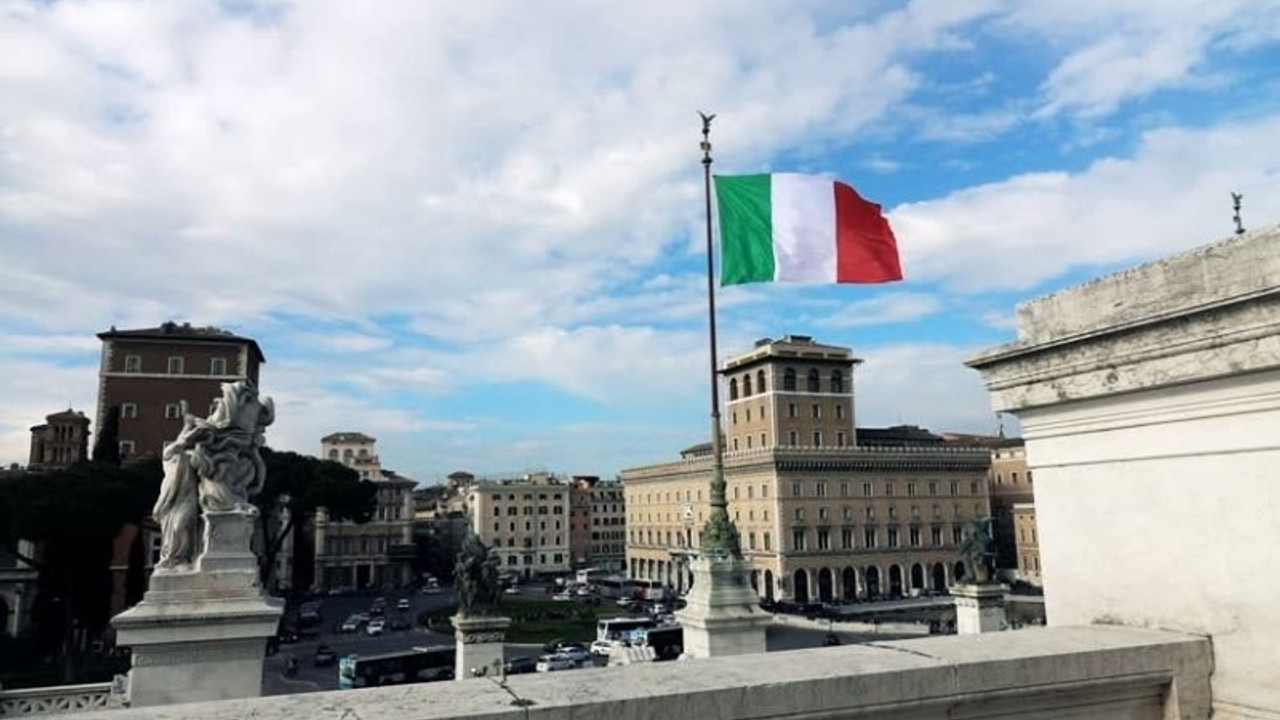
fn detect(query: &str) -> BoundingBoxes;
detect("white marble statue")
[153,380,274,571]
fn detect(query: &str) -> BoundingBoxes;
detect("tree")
[0,461,159,682]
[254,448,377,593]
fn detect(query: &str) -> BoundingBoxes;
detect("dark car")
[503,656,537,675]
[314,644,337,667]
[542,638,567,653]
[389,617,412,632]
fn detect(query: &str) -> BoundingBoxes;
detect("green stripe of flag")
[715,174,775,285]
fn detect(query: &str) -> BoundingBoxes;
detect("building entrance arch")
[954,561,967,583]
[910,563,925,593]
[888,565,904,598]
[865,566,881,599]
[841,567,856,599]
[817,568,834,602]
[793,569,810,604]
[932,562,947,592]
[764,569,775,601]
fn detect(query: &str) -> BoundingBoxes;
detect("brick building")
[95,322,264,462]
[568,476,626,573]
[27,408,91,471]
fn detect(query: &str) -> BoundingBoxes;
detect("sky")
[2,0,1279,483]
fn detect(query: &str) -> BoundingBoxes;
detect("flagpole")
[698,111,739,558]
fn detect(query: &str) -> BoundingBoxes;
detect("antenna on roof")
[996,412,1005,438]
[1232,192,1245,235]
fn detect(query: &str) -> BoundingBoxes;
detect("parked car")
[503,586,521,595]
[504,656,538,675]
[535,654,578,673]
[366,619,386,636]
[314,644,337,667]
[552,593,574,602]
[396,598,411,611]
[340,617,361,633]
[554,644,591,665]
[542,638,567,653]
[590,639,624,657]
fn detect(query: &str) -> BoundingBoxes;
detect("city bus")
[576,567,607,585]
[626,579,667,602]
[338,646,455,689]
[597,617,657,643]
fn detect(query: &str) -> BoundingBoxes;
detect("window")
[818,507,829,521]
[788,402,796,418]
[757,370,766,393]
[328,449,338,459]
[887,527,900,548]
[120,403,138,419]
[837,432,846,447]
[764,532,771,550]
[210,357,227,375]
[793,508,804,521]
[817,529,830,550]
[792,482,802,497]
[815,481,827,497]
[970,481,980,495]
[792,530,806,551]
[928,481,938,496]
[760,432,766,447]
[909,527,921,547]
[743,374,753,396]
[167,356,184,374]
[747,486,754,499]
[952,527,964,545]
[950,481,958,495]
[746,436,753,449]
[862,482,873,497]
[748,532,756,550]
[911,505,920,519]
[831,370,843,393]
[492,507,501,517]
[118,440,135,458]
[1011,472,1019,484]
[841,528,853,549]
[842,506,852,520]
[124,355,141,373]
[729,378,738,400]
[1027,471,1034,484]
[931,527,943,546]
[863,528,877,548]
[885,481,895,496]
[783,368,796,391]
[835,405,844,420]
[164,403,182,419]
[907,482,917,497]
[865,507,875,520]
[812,404,821,419]
[493,522,499,532]
[807,369,820,392]
[788,430,798,446]
[812,431,822,447]
[733,438,739,451]
[745,408,751,422]
[888,506,898,520]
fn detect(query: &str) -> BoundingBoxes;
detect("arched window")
[343,448,353,459]
[729,378,738,401]
[757,370,766,393]
[328,449,338,460]
[783,368,796,391]
[831,370,844,393]
[807,369,820,392]
[743,374,753,396]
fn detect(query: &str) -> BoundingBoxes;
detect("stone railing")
[0,682,121,716]
[75,625,1211,720]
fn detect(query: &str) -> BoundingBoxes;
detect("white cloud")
[855,342,997,434]
[815,292,942,328]
[891,116,1280,293]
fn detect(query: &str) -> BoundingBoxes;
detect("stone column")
[675,553,771,658]
[952,583,1007,634]
[112,510,283,707]
[452,615,511,680]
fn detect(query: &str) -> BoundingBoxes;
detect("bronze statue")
[454,528,501,616]
[958,516,996,584]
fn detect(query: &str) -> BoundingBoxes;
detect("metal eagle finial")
[698,111,715,165]
[1231,192,1245,235]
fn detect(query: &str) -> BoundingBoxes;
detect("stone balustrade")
[0,682,121,716]
[75,625,1210,720]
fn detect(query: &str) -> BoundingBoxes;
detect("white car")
[366,619,386,636]
[535,654,577,672]
[396,598,411,611]
[552,593,574,602]
[590,639,624,657]
[503,586,521,595]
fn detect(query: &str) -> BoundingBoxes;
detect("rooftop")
[98,321,265,362]
[321,432,377,444]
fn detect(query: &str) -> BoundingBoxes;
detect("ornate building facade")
[622,335,992,603]
[469,473,571,580]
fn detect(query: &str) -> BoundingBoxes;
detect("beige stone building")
[622,335,992,604]
[314,432,416,590]
[469,473,572,580]
[28,408,91,471]
[1012,503,1040,583]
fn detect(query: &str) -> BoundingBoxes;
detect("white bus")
[597,617,657,643]
[576,568,607,585]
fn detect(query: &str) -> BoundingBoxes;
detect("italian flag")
[714,173,903,286]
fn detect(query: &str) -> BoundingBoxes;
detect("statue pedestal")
[452,615,511,681]
[952,583,1007,634]
[675,553,770,658]
[112,511,282,707]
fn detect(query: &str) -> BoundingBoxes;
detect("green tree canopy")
[255,448,377,591]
